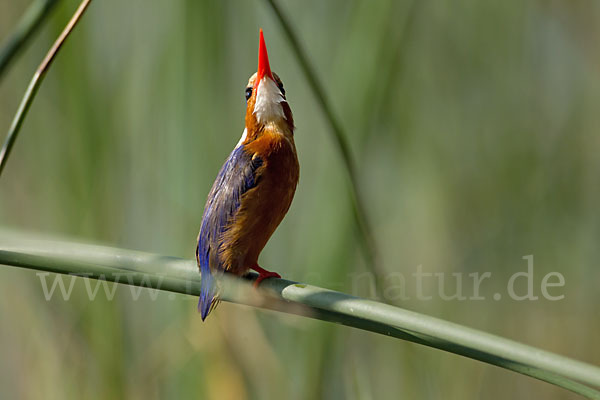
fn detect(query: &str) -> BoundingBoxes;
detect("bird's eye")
[245,87,253,101]
[278,83,286,97]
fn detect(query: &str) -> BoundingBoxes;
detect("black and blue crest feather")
[197,144,263,320]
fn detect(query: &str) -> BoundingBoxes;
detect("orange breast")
[219,132,299,275]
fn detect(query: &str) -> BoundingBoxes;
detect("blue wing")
[197,144,263,320]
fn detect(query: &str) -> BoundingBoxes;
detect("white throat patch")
[235,127,247,148]
[253,77,285,124]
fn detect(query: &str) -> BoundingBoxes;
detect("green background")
[1,0,599,399]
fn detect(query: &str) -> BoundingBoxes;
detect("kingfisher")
[196,30,299,320]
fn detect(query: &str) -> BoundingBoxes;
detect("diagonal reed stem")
[0,0,60,79]
[264,0,386,285]
[1,231,599,399]
[0,0,92,178]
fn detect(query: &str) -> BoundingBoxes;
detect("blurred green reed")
[1,1,599,399]
[0,0,90,176]
[0,0,58,77]
[264,0,385,286]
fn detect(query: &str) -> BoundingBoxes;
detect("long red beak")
[257,29,274,83]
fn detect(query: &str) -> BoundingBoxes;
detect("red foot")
[250,264,281,287]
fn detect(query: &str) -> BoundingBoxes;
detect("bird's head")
[244,30,294,139]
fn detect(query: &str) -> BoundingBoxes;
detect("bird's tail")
[198,261,220,321]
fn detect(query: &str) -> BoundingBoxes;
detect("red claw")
[251,264,281,287]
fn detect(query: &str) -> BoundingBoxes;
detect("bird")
[196,29,299,320]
